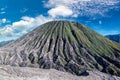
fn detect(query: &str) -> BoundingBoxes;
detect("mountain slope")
[0,21,120,76]
[106,34,120,43]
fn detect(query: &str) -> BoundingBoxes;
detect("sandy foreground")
[0,65,120,80]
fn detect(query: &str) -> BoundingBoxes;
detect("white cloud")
[44,0,120,18]
[99,20,102,25]
[0,26,13,37]
[20,8,28,13]
[0,18,8,25]
[0,15,53,41]
[48,5,73,18]
[0,12,6,14]
[98,30,119,35]
[1,18,7,23]
[0,7,6,15]
[0,8,5,11]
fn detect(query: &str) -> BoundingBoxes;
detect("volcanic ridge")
[0,21,120,76]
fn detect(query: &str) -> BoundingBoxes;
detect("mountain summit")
[0,21,120,76]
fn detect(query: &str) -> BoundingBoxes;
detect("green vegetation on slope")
[0,21,120,76]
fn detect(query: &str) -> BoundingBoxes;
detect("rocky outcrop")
[0,21,120,76]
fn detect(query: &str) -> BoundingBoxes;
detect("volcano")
[0,21,120,76]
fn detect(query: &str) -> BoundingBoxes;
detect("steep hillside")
[0,21,120,76]
[106,34,120,43]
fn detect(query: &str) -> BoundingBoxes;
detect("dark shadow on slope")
[79,71,89,76]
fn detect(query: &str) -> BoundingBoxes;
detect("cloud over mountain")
[48,5,73,18]
[45,0,120,17]
[0,15,53,41]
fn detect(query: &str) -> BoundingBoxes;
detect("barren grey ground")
[0,65,120,80]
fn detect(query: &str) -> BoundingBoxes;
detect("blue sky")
[0,0,120,42]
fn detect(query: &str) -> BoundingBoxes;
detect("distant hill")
[0,40,13,47]
[0,21,120,76]
[106,34,120,43]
